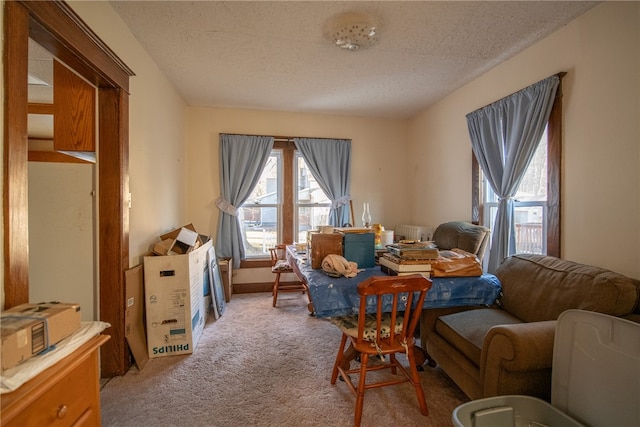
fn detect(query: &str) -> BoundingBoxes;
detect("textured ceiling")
[109,1,599,119]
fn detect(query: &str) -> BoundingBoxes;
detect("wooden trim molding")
[98,87,130,376]
[28,150,93,164]
[4,0,134,377]
[23,0,133,91]
[546,74,565,258]
[28,103,54,115]
[3,1,31,306]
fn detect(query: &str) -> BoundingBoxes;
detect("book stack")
[379,243,439,278]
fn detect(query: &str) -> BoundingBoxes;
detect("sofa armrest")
[480,320,556,396]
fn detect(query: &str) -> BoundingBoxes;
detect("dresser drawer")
[1,335,108,427]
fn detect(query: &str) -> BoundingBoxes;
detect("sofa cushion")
[496,254,640,322]
[435,308,522,367]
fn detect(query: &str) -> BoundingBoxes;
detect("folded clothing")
[322,254,360,278]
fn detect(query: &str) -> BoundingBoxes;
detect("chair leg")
[389,353,398,375]
[331,334,348,384]
[354,353,369,427]
[406,348,429,416]
[272,272,281,307]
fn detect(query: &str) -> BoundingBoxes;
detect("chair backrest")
[432,221,490,262]
[355,275,432,349]
[269,244,287,267]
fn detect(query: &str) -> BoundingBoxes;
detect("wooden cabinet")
[53,59,96,154]
[1,335,109,427]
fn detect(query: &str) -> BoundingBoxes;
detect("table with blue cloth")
[286,246,501,318]
[286,245,501,367]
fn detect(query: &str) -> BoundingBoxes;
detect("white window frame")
[294,152,331,243]
[239,150,282,258]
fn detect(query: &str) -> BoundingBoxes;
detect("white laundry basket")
[452,309,640,427]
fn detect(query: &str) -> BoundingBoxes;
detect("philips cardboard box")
[1,302,82,371]
[144,238,212,359]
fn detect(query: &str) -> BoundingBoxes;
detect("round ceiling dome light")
[327,12,379,51]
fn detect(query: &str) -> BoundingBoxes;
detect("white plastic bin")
[453,310,640,427]
[453,395,583,427]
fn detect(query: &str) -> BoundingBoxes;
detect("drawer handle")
[57,404,68,419]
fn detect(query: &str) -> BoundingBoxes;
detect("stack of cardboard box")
[143,224,211,359]
[1,302,82,371]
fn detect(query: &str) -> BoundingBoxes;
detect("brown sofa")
[423,254,640,401]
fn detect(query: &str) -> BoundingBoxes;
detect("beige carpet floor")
[100,292,469,426]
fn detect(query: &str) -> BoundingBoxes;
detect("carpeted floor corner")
[100,292,469,426]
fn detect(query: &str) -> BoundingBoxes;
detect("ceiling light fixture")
[328,12,379,52]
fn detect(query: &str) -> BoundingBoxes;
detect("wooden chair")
[330,275,432,427]
[269,244,308,307]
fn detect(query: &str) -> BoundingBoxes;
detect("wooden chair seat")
[330,275,432,426]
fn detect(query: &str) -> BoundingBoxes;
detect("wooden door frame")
[3,0,134,377]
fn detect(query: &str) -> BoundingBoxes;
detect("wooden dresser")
[1,334,110,427]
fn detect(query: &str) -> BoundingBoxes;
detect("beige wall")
[185,107,410,239]
[407,2,640,278]
[67,1,189,267]
[29,163,96,320]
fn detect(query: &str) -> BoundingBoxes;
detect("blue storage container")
[342,232,375,268]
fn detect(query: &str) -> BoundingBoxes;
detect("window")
[295,152,331,243]
[239,151,281,258]
[472,75,562,258]
[239,142,331,259]
[483,128,548,254]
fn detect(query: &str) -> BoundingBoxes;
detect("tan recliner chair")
[432,221,490,263]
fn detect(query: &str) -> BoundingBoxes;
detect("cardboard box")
[159,223,205,255]
[125,265,149,370]
[144,239,212,359]
[159,223,198,242]
[219,258,233,302]
[309,232,343,269]
[153,238,173,256]
[168,227,201,255]
[1,302,82,371]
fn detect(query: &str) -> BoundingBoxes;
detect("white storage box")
[453,309,640,427]
[144,239,212,358]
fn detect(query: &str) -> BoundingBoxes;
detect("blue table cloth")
[293,253,502,318]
